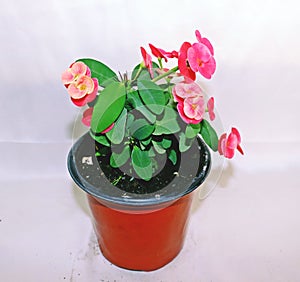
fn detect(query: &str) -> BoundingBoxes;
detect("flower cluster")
[218,128,244,159]
[172,82,212,124]
[61,62,98,107]
[61,29,243,181]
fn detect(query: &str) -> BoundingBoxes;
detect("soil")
[68,133,211,205]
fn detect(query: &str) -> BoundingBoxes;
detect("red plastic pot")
[87,192,194,271]
[68,133,211,271]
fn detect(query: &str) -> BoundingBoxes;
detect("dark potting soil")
[68,132,211,204]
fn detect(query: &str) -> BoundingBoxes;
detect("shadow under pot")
[67,132,211,271]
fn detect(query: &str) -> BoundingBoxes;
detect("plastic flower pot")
[67,132,211,271]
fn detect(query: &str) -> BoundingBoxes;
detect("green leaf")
[91,82,126,133]
[141,137,152,146]
[127,91,156,123]
[168,149,177,165]
[153,106,181,135]
[185,123,201,139]
[126,113,134,130]
[148,147,156,157]
[161,138,172,149]
[130,119,154,140]
[132,146,152,181]
[138,80,165,115]
[179,132,195,153]
[110,145,130,168]
[77,58,117,87]
[153,141,166,154]
[106,108,127,144]
[89,131,110,146]
[200,119,218,151]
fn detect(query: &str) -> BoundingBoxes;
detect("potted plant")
[62,29,243,271]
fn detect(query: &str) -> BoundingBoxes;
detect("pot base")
[87,192,194,271]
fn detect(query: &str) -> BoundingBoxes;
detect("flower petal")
[67,83,87,99]
[173,82,202,99]
[177,101,193,124]
[178,42,196,81]
[101,123,114,133]
[71,95,89,107]
[82,107,93,127]
[61,70,75,85]
[198,56,216,79]
[231,127,241,144]
[71,78,98,107]
[85,78,98,103]
[201,37,214,56]
[195,30,202,43]
[140,46,153,78]
[218,133,227,155]
[195,30,214,55]
[70,61,87,76]
[78,76,95,94]
[149,43,168,62]
[207,97,215,121]
[184,99,197,118]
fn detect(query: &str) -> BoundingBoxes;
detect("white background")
[1,0,300,281]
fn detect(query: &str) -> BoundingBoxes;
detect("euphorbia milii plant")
[61,29,243,181]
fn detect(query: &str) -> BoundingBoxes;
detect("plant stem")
[151,66,179,83]
[131,65,143,82]
[158,58,163,69]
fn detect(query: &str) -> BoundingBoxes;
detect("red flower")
[149,44,169,62]
[140,46,153,78]
[178,42,196,81]
[149,43,179,62]
[167,50,179,58]
[218,128,244,159]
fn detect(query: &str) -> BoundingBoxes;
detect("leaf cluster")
[79,59,218,181]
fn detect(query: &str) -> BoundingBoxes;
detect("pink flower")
[61,61,98,107]
[172,82,205,124]
[61,61,90,85]
[140,47,153,78]
[172,81,202,101]
[71,78,98,107]
[207,97,215,121]
[218,128,244,159]
[178,30,216,80]
[187,43,216,79]
[178,42,196,81]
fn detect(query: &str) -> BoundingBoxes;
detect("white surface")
[1,0,300,281]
